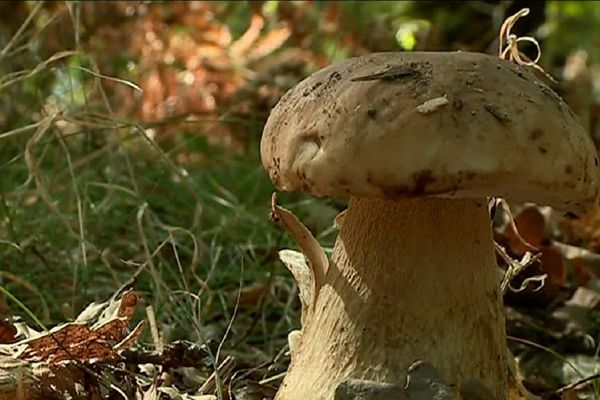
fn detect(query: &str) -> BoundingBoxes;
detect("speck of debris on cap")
[416,96,448,114]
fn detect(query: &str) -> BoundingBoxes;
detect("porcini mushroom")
[261,52,600,399]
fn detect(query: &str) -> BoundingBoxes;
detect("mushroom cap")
[260,51,600,214]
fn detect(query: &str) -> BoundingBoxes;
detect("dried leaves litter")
[0,289,225,399]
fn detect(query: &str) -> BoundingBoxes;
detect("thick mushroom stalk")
[276,197,508,399]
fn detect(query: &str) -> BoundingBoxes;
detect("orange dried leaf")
[571,257,592,287]
[247,24,292,62]
[94,319,130,342]
[561,388,580,400]
[237,282,267,307]
[0,321,17,344]
[17,289,140,365]
[230,13,265,58]
[540,246,567,287]
[504,206,546,256]
[115,320,145,352]
[27,328,108,363]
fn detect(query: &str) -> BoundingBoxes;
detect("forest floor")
[1,2,600,399]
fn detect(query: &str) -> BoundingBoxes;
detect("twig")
[507,335,585,380]
[198,355,236,395]
[213,258,243,400]
[496,242,541,295]
[259,371,286,385]
[554,372,600,395]
[120,340,215,368]
[146,305,163,354]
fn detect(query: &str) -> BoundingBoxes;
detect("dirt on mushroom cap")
[260,51,600,216]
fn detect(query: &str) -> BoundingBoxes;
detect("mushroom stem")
[276,197,508,399]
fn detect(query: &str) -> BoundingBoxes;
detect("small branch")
[120,340,215,369]
[496,242,541,295]
[198,355,236,395]
[555,373,600,395]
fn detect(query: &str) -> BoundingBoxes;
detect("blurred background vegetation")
[2,0,600,395]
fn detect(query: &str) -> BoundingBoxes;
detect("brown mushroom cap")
[260,51,600,214]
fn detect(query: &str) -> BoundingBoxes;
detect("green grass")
[0,109,340,355]
[0,3,344,371]
[6,2,600,397]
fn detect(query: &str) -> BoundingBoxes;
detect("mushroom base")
[276,197,508,400]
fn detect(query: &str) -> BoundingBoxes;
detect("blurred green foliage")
[544,1,600,64]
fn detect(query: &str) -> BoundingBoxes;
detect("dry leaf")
[551,241,600,287]
[561,388,580,400]
[18,289,141,364]
[570,257,592,287]
[19,323,118,364]
[504,206,545,256]
[0,289,142,399]
[230,14,264,58]
[236,282,267,308]
[540,246,567,288]
[0,321,17,345]
[115,320,146,352]
[247,23,292,62]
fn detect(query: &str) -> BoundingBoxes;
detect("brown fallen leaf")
[20,289,140,364]
[561,388,580,400]
[115,320,145,352]
[0,321,17,345]
[504,205,546,256]
[0,288,143,399]
[540,246,567,288]
[570,257,592,287]
[236,282,268,308]
[552,241,600,287]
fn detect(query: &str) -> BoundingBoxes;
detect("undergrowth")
[0,2,339,370]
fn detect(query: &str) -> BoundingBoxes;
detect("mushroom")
[260,52,600,399]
